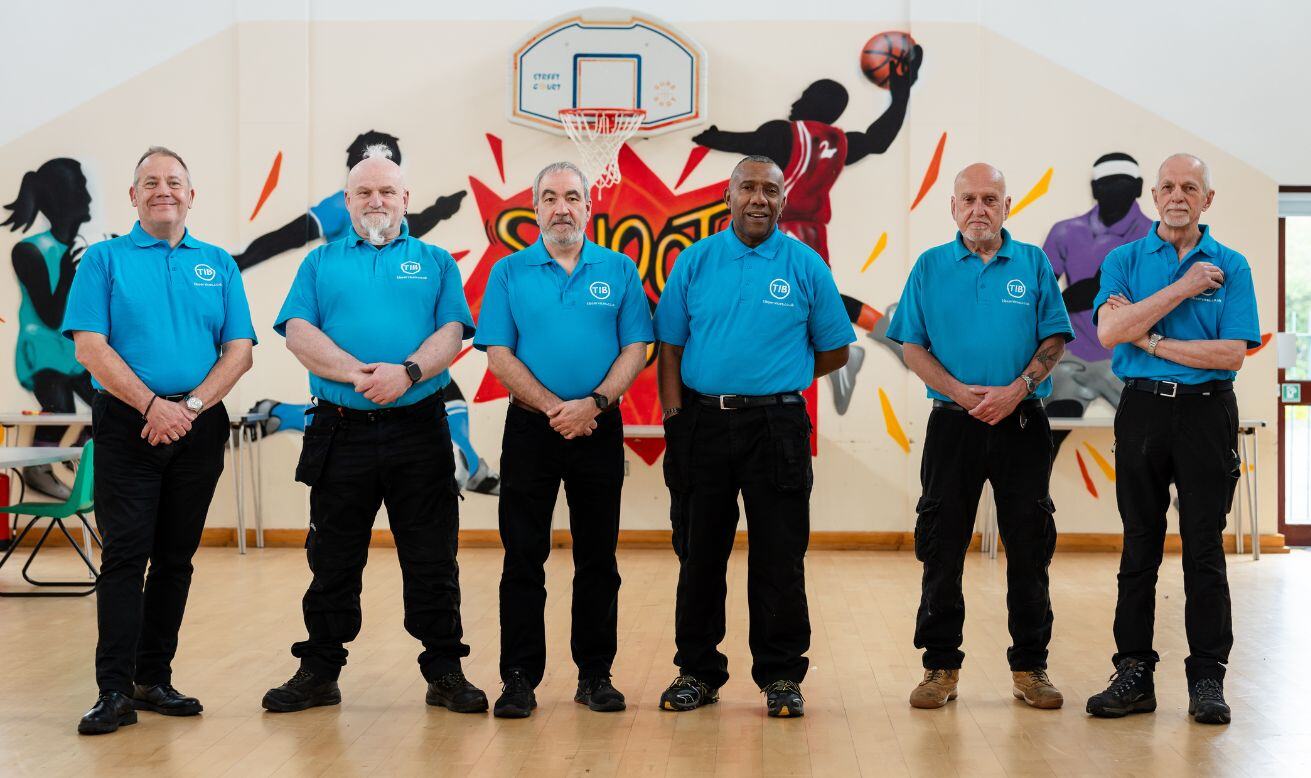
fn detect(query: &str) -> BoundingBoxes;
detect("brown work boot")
[1012,669,1064,709]
[909,669,959,709]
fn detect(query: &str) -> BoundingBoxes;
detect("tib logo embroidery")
[193,264,216,282]
[400,260,422,275]
[769,278,792,300]
[1006,279,1027,299]
[589,281,611,300]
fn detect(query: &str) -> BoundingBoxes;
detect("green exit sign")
[1282,383,1302,403]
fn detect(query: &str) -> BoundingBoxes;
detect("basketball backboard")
[509,7,708,137]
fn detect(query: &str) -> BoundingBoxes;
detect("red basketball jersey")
[781,120,847,225]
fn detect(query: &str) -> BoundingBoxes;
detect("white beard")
[362,213,392,245]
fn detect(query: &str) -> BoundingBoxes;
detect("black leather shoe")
[1188,678,1232,725]
[493,668,537,719]
[575,677,626,712]
[261,669,342,713]
[1086,658,1156,718]
[426,671,489,713]
[131,683,203,716]
[763,680,805,718]
[78,691,137,735]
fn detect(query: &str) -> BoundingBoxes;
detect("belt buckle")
[1160,381,1178,398]
[718,394,737,410]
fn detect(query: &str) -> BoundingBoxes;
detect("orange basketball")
[860,30,917,89]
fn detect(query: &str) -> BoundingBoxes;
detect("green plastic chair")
[0,440,99,597]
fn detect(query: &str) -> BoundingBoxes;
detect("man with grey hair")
[474,161,652,717]
[262,152,488,714]
[1087,153,1259,725]
[65,147,256,734]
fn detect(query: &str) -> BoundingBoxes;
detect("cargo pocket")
[913,495,940,562]
[295,417,339,487]
[1037,495,1057,563]
[767,406,812,492]
[661,407,697,491]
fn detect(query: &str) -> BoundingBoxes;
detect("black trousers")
[497,404,624,686]
[913,403,1057,671]
[664,399,812,689]
[1112,388,1238,681]
[291,396,469,682]
[92,392,228,695]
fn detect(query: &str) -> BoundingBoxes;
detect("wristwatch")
[183,394,204,414]
[1147,332,1163,358]
[1020,374,1036,394]
[402,360,423,385]
[590,392,609,411]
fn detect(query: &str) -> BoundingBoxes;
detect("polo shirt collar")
[525,236,603,266]
[1143,222,1217,258]
[724,225,783,259]
[953,228,1013,261]
[346,219,411,247]
[129,221,201,249]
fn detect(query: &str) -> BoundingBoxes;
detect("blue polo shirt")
[887,229,1073,402]
[61,222,257,396]
[654,226,855,395]
[1093,223,1260,383]
[274,222,474,409]
[473,237,653,400]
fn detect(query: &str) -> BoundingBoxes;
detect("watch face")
[186,397,203,412]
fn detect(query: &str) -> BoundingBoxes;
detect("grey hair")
[731,154,782,180]
[134,146,191,187]
[532,161,590,205]
[1157,153,1212,191]
[362,144,394,161]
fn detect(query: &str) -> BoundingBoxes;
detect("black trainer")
[1086,658,1156,718]
[1188,678,1232,725]
[493,668,537,719]
[261,669,342,713]
[659,675,719,712]
[763,680,805,718]
[131,683,203,717]
[78,691,138,735]
[425,671,489,713]
[575,677,626,712]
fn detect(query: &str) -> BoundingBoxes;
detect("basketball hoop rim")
[558,107,647,126]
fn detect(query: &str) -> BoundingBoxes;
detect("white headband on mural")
[1092,159,1141,181]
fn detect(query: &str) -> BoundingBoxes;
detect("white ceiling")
[5,0,1307,182]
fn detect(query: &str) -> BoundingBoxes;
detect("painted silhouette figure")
[691,47,923,414]
[3,158,97,498]
[235,131,498,494]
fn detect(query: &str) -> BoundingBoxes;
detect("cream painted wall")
[0,19,1277,538]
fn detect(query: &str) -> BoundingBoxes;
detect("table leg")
[251,422,265,548]
[232,427,246,555]
[1234,434,1246,557]
[1248,428,1260,561]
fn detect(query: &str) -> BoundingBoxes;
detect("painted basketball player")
[690,46,922,413]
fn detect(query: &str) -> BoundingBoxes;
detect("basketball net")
[559,108,645,200]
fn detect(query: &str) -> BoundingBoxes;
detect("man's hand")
[547,399,600,440]
[691,125,720,146]
[430,190,466,221]
[141,400,195,446]
[1176,261,1224,298]
[967,380,1028,426]
[888,44,924,97]
[949,385,985,411]
[355,363,411,406]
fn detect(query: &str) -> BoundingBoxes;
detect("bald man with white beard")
[262,150,489,714]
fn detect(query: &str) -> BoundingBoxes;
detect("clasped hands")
[953,380,1029,426]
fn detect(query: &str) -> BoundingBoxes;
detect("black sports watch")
[590,392,609,411]
[402,360,422,385]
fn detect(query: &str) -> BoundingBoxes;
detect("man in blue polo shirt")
[260,150,488,715]
[887,163,1073,712]
[653,155,855,719]
[1086,154,1259,726]
[473,161,652,718]
[63,147,256,735]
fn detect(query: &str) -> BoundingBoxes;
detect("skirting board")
[8,528,1288,554]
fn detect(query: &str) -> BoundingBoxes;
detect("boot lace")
[1192,678,1224,703]
[762,680,804,700]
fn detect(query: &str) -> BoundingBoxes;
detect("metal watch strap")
[1148,332,1163,358]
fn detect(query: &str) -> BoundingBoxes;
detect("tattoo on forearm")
[1030,348,1059,380]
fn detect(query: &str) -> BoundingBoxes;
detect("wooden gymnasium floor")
[2,545,1309,777]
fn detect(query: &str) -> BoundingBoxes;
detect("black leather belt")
[310,392,441,422]
[98,390,186,402]
[933,398,1045,413]
[692,391,805,410]
[1125,378,1233,398]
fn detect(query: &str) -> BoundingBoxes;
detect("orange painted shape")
[1083,442,1116,482]
[860,232,888,272]
[248,151,283,221]
[1075,450,1099,498]
[909,132,946,211]
[878,388,910,453]
[1248,332,1272,355]
[1008,167,1053,218]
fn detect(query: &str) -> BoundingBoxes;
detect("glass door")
[1279,190,1311,545]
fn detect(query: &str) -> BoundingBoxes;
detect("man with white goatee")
[261,149,489,714]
